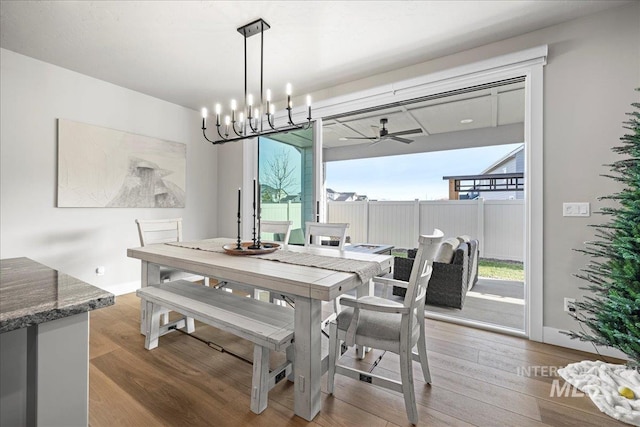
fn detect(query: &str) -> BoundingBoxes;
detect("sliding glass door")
[258,126,315,244]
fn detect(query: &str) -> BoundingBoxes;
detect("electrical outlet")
[564,297,576,315]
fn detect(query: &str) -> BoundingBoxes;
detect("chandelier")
[201,18,312,144]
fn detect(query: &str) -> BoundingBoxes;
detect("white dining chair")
[135,217,195,332]
[135,218,185,282]
[327,229,444,425]
[260,220,293,245]
[304,222,350,327]
[304,221,349,250]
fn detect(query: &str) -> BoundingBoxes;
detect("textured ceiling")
[0,1,628,114]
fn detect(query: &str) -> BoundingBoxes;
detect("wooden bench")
[136,280,295,414]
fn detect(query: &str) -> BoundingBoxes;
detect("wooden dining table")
[127,239,392,421]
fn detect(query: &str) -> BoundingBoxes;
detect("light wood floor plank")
[86,293,627,427]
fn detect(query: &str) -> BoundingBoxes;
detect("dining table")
[127,238,392,421]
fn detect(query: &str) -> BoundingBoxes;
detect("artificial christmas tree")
[567,92,640,367]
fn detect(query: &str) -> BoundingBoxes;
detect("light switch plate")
[563,202,590,217]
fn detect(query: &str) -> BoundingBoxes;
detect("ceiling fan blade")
[339,136,378,141]
[387,128,422,137]
[388,136,413,144]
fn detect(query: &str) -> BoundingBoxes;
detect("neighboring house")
[280,194,301,203]
[443,144,524,200]
[477,144,524,200]
[326,188,367,202]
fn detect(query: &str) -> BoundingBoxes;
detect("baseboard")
[543,326,630,362]
[95,280,140,296]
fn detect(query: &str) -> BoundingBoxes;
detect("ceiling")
[322,79,525,149]
[0,1,628,116]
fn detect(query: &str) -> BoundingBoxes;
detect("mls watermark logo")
[517,365,585,398]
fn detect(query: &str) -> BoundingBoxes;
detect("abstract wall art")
[57,119,186,208]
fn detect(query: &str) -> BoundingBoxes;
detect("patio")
[423,278,525,330]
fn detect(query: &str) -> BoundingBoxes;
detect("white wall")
[217,3,640,334]
[0,49,218,294]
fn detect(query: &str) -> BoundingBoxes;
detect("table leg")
[355,278,374,359]
[293,296,322,421]
[140,261,161,335]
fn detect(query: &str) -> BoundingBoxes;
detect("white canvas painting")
[57,119,186,207]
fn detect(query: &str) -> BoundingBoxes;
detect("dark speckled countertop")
[0,257,115,333]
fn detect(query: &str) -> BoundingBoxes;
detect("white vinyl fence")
[261,202,303,231]
[327,199,524,261]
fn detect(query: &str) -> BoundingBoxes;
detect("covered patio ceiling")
[260,78,525,162]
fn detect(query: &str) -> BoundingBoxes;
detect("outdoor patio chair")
[328,229,444,425]
[393,237,479,309]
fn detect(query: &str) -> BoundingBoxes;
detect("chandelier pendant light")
[201,18,312,145]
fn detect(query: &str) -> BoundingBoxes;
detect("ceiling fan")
[339,118,422,144]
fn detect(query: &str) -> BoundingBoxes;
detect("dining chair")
[304,221,349,250]
[135,218,185,282]
[260,220,293,245]
[327,229,444,425]
[135,217,195,331]
[304,221,350,328]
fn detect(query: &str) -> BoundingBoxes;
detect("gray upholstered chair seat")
[336,296,420,352]
[328,230,444,425]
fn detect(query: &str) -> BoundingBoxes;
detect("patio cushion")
[456,235,471,244]
[393,241,471,309]
[435,238,459,263]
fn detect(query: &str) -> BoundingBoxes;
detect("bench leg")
[251,345,270,414]
[286,345,295,382]
[185,317,195,334]
[144,301,162,350]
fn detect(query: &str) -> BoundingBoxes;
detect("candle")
[237,187,242,249]
[257,182,262,246]
[252,178,257,247]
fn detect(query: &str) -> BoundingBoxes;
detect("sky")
[325,143,523,200]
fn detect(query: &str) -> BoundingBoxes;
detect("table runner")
[166,238,382,283]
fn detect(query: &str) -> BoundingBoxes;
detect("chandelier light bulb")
[201,108,208,118]
[254,108,259,119]
[215,104,221,115]
[306,95,312,107]
[239,112,245,123]
[269,103,275,115]
[266,89,271,102]
[247,94,254,107]
[225,115,231,126]
[231,99,237,111]
[286,83,292,96]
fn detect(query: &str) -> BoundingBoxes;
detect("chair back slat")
[135,218,183,246]
[404,230,444,311]
[304,222,349,250]
[260,220,293,244]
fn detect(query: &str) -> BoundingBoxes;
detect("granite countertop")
[0,257,115,333]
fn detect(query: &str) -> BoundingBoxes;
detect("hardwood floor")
[89,293,626,427]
